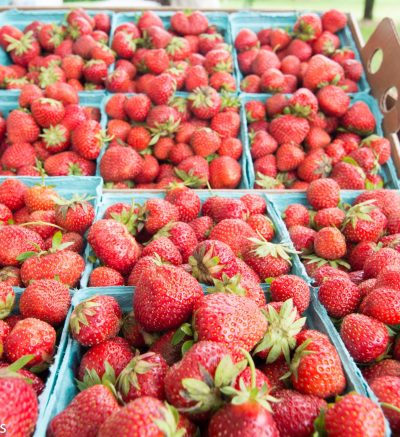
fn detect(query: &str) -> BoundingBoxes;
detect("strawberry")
[171,10,208,35]
[89,266,125,287]
[210,111,240,138]
[142,198,179,235]
[190,127,221,157]
[234,29,258,52]
[331,161,366,189]
[100,145,144,183]
[294,13,322,41]
[26,210,57,240]
[189,216,213,242]
[314,207,345,228]
[165,185,201,223]
[0,180,26,213]
[0,225,44,266]
[147,73,176,106]
[25,184,60,212]
[18,83,44,108]
[306,178,340,210]
[314,227,346,261]
[312,30,340,55]
[19,279,70,326]
[361,286,400,324]
[243,238,296,280]
[303,54,344,90]
[240,74,261,92]
[375,265,400,291]
[289,331,346,398]
[1,142,37,170]
[209,156,242,189]
[124,93,151,122]
[0,266,21,287]
[273,389,326,437]
[188,86,221,119]
[117,351,168,402]
[341,101,376,135]
[247,214,275,241]
[5,317,56,369]
[323,393,384,436]
[250,130,278,159]
[260,68,285,92]
[6,31,40,67]
[363,359,400,383]
[6,109,40,144]
[340,313,389,363]
[54,195,94,234]
[134,264,203,332]
[48,385,119,437]
[321,9,348,33]
[0,367,39,436]
[45,82,79,105]
[142,237,182,265]
[19,232,85,287]
[269,114,310,144]
[44,151,96,176]
[0,283,15,319]
[370,376,400,433]
[282,204,310,228]
[72,119,109,160]
[31,97,65,129]
[318,276,360,318]
[270,275,310,314]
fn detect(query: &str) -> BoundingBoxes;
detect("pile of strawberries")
[280,179,400,433]
[245,87,391,189]
[101,86,243,189]
[46,280,387,435]
[0,84,106,177]
[0,178,95,287]
[108,10,236,94]
[235,10,364,94]
[86,188,304,292]
[0,279,70,436]
[0,8,113,91]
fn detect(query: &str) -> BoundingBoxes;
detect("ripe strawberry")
[19,279,70,326]
[31,97,65,128]
[312,30,340,55]
[124,93,151,122]
[0,266,21,287]
[171,10,208,35]
[275,143,305,172]
[48,385,119,437]
[319,276,360,318]
[44,151,95,176]
[247,214,275,241]
[234,28,258,52]
[209,156,242,189]
[19,233,85,287]
[190,127,221,157]
[72,119,109,160]
[270,275,310,314]
[165,185,201,223]
[117,351,168,402]
[0,180,27,213]
[294,13,322,41]
[361,286,400,324]
[306,178,340,210]
[314,226,347,260]
[321,9,348,33]
[363,359,400,383]
[5,317,56,369]
[303,54,344,91]
[210,111,240,138]
[340,313,389,363]
[6,109,40,144]
[142,237,182,265]
[100,145,144,183]
[188,86,221,119]
[54,195,94,235]
[134,264,203,332]
[290,331,346,398]
[305,126,331,149]
[282,204,310,228]
[341,101,376,135]
[272,389,326,437]
[189,216,213,242]
[1,142,36,170]
[370,376,400,433]
[375,265,400,291]
[324,393,385,436]
[250,130,278,159]
[269,114,310,144]
[89,266,124,287]
[25,185,58,213]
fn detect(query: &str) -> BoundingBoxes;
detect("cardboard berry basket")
[229,11,370,96]
[0,92,107,178]
[40,286,390,436]
[108,11,239,93]
[0,9,115,98]
[241,92,400,190]
[98,91,252,189]
[80,189,308,287]
[9,287,72,437]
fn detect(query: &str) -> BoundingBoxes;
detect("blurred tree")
[364,0,375,19]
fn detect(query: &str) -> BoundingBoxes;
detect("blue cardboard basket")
[10,287,71,437]
[81,189,308,287]
[241,93,399,190]
[42,285,390,436]
[99,92,251,189]
[0,9,115,98]
[229,11,370,95]
[109,11,239,93]
[0,92,107,177]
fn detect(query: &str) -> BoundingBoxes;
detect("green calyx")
[69,295,101,335]
[171,322,195,356]
[0,289,15,319]
[38,65,62,88]
[220,91,240,111]
[302,254,351,270]
[0,355,35,381]
[53,194,94,220]
[285,338,316,382]
[117,351,160,397]
[295,21,317,41]
[174,168,206,188]
[254,299,306,364]
[110,201,140,235]
[40,124,67,147]
[77,360,119,400]
[180,354,246,414]
[189,244,224,284]
[188,86,217,109]
[207,273,246,297]
[5,31,35,55]
[154,402,186,437]
[221,349,279,412]
[166,36,186,56]
[255,173,283,189]
[341,199,377,230]
[248,234,297,264]
[286,102,313,119]
[149,115,181,145]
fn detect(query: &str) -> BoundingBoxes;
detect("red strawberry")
[324,393,384,436]
[370,376,400,433]
[303,54,344,90]
[72,119,109,160]
[89,266,124,287]
[209,156,241,189]
[269,114,310,144]
[189,216,213,242]
[54,195,94,235]
[313,226,346,260]
[5,317,56,369]
[19,279,70,326]
[143,198,180,235]
[48,385,119,437]
[363,359,400,384]
[100,145,144,183]
[171,11,208,35]
[124,93,151,122]
[134,264,203,332]
[270,275,310,314]
[234,29,258,52]
[361,286,400,324]
[282,204,310,228]
[45,82,79,105]
[142,237,182,265]
[294,13,322,41]
[6,109,40,144]
[165,185,201,223]
[44,151,95,176]
[341,101,376,135]
[321,9,348,33]
[188,86,221,119]
[0,266,21,287]
[319,277,361,318]
[306,178,340,210]
[31,97,65,128]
